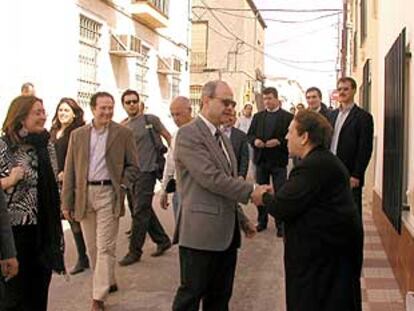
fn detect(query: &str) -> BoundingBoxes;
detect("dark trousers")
[352,187,363,216]
[256,164,287,228]
[172,246,238,311]
[0,226,52,311]
[129,172,170,256]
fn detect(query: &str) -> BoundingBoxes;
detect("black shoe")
[109,284,118,293]
[256,224,267,232]
[69,258,90,275]
[119,253,141,266]
[151,241,172,257]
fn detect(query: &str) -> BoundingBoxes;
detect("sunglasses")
[210,97,236,107]
[124,99,139,105]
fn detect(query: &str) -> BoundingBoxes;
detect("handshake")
[250,184,274,206]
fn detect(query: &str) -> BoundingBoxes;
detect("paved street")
[49,193,285,311]
[49,192,404,311]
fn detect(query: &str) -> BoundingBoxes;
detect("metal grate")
[78,15,101,108]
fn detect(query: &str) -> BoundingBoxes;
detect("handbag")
[144,115,168,181]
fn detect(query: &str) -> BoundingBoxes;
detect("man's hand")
[254,139,265,148]
[160,192,169,210]
[57,171,64,182]
[0,257,19,279]
[265,138,280,148]
[62,209,73,222]
[251,184,273,206]
[242,221,257,239]
[350,177,360,189]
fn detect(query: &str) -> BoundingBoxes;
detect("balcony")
[190,52,207,72]
[130,0,169,29]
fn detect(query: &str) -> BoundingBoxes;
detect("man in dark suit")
[305,87,330,120]
[172,80,267,311]
[221,107,249,179]
[252,110,363,311]
[247,87,293,235]
[329,77,374,216]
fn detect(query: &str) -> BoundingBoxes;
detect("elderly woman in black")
[0,95,65,311]
[252,110,363,311]
[50,98,89,275]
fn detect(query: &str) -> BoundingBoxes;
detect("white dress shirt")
[330,103,355,155]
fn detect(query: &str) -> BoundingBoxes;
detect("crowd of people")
[0,76,373,311]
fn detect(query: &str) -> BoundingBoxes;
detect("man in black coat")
[329,77,374,216]
[305,86,330,120]
[252,111,363,311]
[247,87,293,235]
[222,108,249,179]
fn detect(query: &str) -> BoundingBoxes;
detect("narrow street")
[48,194,403,311]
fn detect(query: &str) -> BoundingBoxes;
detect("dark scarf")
[23,130,66,274]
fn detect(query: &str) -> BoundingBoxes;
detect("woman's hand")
[9,166,25,185]
[1,166,25,190]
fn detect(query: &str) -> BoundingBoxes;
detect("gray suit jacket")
[0,189,16,260]
[174,117,253,251]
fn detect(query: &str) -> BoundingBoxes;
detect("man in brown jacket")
[62,92,138,311]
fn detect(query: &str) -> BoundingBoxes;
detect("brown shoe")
[91,299,105,311]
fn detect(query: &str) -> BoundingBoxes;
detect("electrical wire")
[208,9,340,24]
[194,2,336,73]
[192,6,342,13]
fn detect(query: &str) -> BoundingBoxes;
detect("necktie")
[214,130,231,168]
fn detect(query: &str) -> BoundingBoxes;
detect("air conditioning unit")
[110,34,141,57]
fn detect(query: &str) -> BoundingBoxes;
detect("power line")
[194,1,336,74]
[266,23,337,46]
[209,9,340,24]
[192,6,342,13]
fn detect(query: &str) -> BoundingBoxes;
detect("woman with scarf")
[50,98,89,275]
[0,95,65,310]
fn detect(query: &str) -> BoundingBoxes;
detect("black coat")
[263,147,363,311]
[229,128,249,179]
[329,105,374,187]
[319,102,331,120]
[247,109,293,167]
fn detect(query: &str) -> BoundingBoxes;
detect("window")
[191,22,208,72]
[172,76,180,98]
[190,85,202,117]
[353,31,358,68]
[78,15,101,108]
[136,61,149,103]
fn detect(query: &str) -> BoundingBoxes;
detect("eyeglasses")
[209,97,236,107]
[124,99,139,105]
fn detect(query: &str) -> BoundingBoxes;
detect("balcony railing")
[133,0,169,17]
[130,0,169,28]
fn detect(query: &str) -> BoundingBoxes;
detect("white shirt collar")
[199,113,218,136]
[266,106,280,113]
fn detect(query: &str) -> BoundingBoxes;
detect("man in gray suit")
[172,80,268,311]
